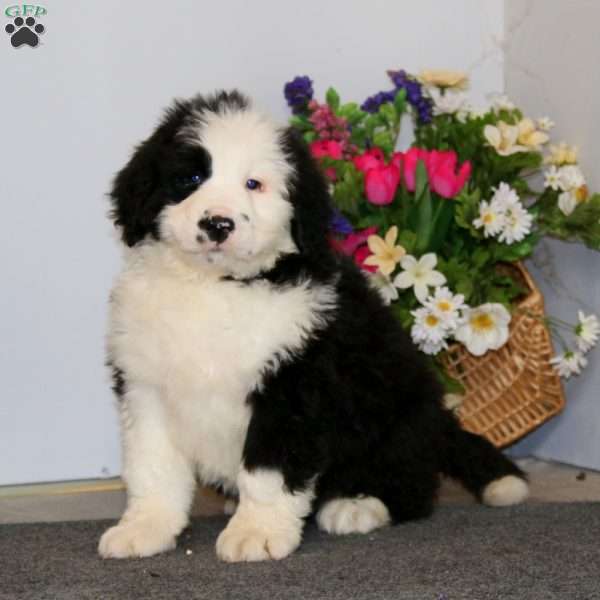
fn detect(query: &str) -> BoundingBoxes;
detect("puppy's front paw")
[98,517,177,559]
[216,520,300,562]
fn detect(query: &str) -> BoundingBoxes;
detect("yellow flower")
[418,69,469,90]
[516,118,549,149]
[546,142,579,165]
[483,121,528,156]
[364,226,406,276]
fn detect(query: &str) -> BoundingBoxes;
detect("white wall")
[0,0,505,484]
[505,0,600,469]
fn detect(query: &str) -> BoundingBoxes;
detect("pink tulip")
[353,147,385,173]
[391,151,404,171]
[310,139,343,160]
[402,148,471,198]
[365,163,401,205]
[402,147,428,192]
[427,150,471,198]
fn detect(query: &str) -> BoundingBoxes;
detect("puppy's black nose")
[198,215,236,244]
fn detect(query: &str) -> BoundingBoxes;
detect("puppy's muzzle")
[198,215,236,244]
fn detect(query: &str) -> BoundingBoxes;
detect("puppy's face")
[110,92,332,278]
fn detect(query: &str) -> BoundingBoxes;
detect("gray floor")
[1,458,599,525]
[6,503,600,600]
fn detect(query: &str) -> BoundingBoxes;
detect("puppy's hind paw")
[483,475,529,507]
[317,496,391,535]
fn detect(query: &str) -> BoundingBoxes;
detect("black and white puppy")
[99,91,528,562]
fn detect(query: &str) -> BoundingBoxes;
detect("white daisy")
[498,202,533,244]
[416,338,449,356]
[424,286,467,329]
[544,166,562,191]
[454,303,511,356]
[491,182,521,211]
[473,199,506,238]
[537,116,555,131]
[558,191,577,216]
[550,351,588,379]
[393,253,447,303]
[367,272,399,306]
[428,88,468,116]
[575,311,600,353]
[411,307,449,345]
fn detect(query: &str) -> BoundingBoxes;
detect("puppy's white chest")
[108,248,335,486]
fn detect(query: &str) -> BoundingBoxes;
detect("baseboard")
[0,478,124,498]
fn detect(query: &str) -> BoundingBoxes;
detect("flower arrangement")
[283,69,600,388]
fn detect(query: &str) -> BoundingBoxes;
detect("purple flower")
[387,69,408,88]
[284,76,314,114]
[416,98,434,124]
[330,210,354,235]
[387,68,433,125]
[360,90,396,114]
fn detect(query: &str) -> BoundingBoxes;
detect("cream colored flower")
[363,226,406,276]
[558,191,577,216]
[558,165,585,191]
[484,121,528,156]
[555,165,588,215]
[393,253,447,303]
[418,69,468,89]
[454,303,511,356]
[545,142,578,166]
[516,118,549,149]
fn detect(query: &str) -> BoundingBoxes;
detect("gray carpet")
[2,503,600,600]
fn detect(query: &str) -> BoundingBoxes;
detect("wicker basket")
[440,263,565,448]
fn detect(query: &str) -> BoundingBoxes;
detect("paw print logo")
[5,16,45,48]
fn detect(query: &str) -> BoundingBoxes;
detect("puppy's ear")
[109,101,190,247]
[281,128,334,259]
[109,141,162,247]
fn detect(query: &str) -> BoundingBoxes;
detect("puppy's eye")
[246,178,262,191]
[173,174,204,193]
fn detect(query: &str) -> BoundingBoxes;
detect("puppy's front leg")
[99,384,196,559]
[216,468,314,562]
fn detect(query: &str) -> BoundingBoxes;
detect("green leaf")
[398,230,417,254]
[415,160,429,202]
[434,363,466,395]
[393,88,407,115]
[289,115,311,131]
[379,103,396,127]
[414,184,433,255]
[372,130,394,156]
[491,233,538,262]
[303,131,317,144]
[472,247,491,268]
[326,87,340,112]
